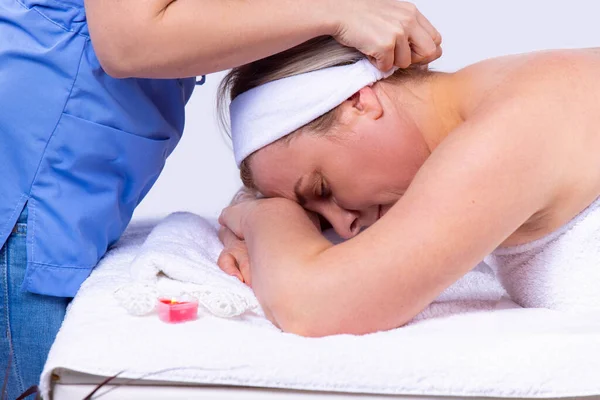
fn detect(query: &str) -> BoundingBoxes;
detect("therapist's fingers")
[331,1,442,71]
[394,32,412,69]
[406,24,438,65]
[417,13,442,47]
[412,45,442,66]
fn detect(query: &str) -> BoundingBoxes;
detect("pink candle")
[156,296,198,324]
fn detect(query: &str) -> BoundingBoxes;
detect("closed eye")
[315,178,331,199]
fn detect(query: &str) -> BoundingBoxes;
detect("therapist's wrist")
[298,0,340,38]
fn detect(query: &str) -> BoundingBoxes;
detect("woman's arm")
[221,98,566,337]
[84,0,441,78]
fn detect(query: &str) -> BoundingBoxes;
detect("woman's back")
[453,48,600,246]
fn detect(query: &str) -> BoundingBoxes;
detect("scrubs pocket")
[28,112,170,268]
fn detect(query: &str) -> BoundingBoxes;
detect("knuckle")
[384,41,396,53]
[399,14,416,29]
[422,45,437,58]
[394,26,406,38]
[398,59,411,68]
[402,2,418,15]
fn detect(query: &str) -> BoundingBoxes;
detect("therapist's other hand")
[217,225,251,286]
[331,0,442,71]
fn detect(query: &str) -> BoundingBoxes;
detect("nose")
[319,205,361,240]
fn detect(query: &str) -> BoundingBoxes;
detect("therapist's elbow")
[89,22,151,79]
[94,42,139,79]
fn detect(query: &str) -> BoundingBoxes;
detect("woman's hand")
[218,199,261,240]
[331,0,442,71]
[217,197,323,285]
[216,188,259,285]
[220,198,322,240]
[217,225,251,286]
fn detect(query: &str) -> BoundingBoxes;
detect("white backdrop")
[133,0,600,220]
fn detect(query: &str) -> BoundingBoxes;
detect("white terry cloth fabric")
[115,212,262,318]
[485,195,600,311]
[115,212,505,320]
[41,215,600,399]
[230,58,396,166]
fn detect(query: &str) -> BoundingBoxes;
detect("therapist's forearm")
[86,0,335,78]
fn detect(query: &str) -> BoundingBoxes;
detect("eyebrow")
[294,176,307,206]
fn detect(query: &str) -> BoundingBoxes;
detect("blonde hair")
[217,36,427,189]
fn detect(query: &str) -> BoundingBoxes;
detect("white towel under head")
[114,212,507,321]
[230,58,396,166]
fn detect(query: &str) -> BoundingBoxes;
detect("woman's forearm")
[241,199,337,333]
[86,0,335,78]
[240,199,418,337]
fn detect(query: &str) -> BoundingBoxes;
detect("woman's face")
[250,85,431,239]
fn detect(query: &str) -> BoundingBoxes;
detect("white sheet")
[41,218,600,399]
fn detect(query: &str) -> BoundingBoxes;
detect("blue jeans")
[1,208,70,399]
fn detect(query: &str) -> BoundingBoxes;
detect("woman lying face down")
[218,38,600,336]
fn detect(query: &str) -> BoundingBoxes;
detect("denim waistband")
[12,207,28,235]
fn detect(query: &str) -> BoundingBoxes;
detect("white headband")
[230,58,396,167]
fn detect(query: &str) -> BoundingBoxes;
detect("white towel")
[40,216,600,399]
[230,59,396,166]
[116,212,507,322]
[116,212,262,318]
[485,196,600,311]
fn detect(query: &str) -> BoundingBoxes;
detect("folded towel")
[115,212,262,318]
[116,212,507,322]
[485,196,600,311]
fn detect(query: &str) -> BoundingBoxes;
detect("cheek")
[399,137,429,172]
[392,120,430,178]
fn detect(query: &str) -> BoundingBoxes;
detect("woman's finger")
[237,256,252,288]
[219,224,243,248]
[217,251,244,282]
[218,208,244,239]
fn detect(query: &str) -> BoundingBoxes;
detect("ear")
[341,86,384,123]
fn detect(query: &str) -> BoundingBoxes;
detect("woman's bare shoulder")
[450,48,600,245]
[453,48,600,117]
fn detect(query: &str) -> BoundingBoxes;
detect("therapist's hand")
[332,0,442,71]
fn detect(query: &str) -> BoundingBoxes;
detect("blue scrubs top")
[0,0,196,296]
